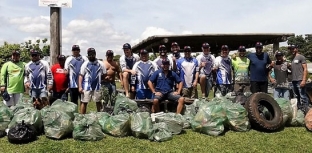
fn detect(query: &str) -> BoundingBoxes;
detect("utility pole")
[50,7,61,65]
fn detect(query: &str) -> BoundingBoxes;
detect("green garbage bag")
[276,98,293,125]
[155,113,185,134]
[130,112,153,139]
[43,108,73,139]
[183,104,196,127]
[73,113,105,141]
[97,112,111,128]
[191,102,227,136]
[149,122,172,142]
[40,105,51,118]
[114,94,138,115]
[0,104,13,131]
[193,98,208,108]
[8,107,42,134]
[10,97,33,114]
[225,103,250,132]
[50,99,78,120]
[289,109,305,126]
[102,113,131,137]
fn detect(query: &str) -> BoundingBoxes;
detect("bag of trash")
[50,99,78,120]
[0,103,13,131]
[155,113,185,133]
[10,97,33,114]
[225,103,250,132]
[149,122,172,142]
[97,112,111,128]
[114,94,138,115]
[43,108,74,139]
[275,98,293,125]
[102,113,131,137]
[73,113,105,141]
[183,104,197,126]
[191,102,227,136]
[7,120,37,144]
[193,98,208,109]
[8,107,42,134]
[130,112,153,139]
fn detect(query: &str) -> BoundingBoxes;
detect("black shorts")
[154,92,181,102]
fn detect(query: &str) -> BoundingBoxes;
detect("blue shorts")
[31,88,48,98]
[136,89,153,99]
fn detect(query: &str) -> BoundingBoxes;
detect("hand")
[48,85,53,91]
[25,82,30,89]
[131,86,135,92]
[79,87,84,94]
[130,70,136,75]
[172,91,179,95]
[192,82,197,87]
[270,78,276,84]
[0,87,5,92]
[201,62,206,68]
[172,56,176,62]
[154,92,162,96]
[300,81,306,88]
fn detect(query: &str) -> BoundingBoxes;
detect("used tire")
[245,92,283,131]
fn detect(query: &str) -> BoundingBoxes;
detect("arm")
[196,55,204,70]
[147,80,156,93]
[100,62,107,80]
[116,62,121,80]
[78,62,87,93]
[302,63,308,83]
[148,71,158,94]
[0,63,8,87]
[64,57,71,75]
[119,55,133,73]
[44,61,53,88]
[193,60,199,86]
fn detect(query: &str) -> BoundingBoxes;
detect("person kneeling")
[147,60,184,114]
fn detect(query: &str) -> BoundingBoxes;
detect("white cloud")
[141,27,174,39]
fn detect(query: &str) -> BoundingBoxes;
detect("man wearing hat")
[288,45,309,114]
[213,45,233,97]
[131,49,158,99]
[232,46,250,93]
[119,43,140,98]
[0,50,26,107]
[196,42,216,98]
[78,48,106,114]
[64,45,89,105]
[50,55,69,103]
[25,49,53,99]
[169,42,182,68]
[148,59,185,114]
[247,42,273,93]
[154,45,174,70]
[176,46,199,98]
[102,50,121,106]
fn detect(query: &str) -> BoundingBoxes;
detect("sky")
[1,0,312,58]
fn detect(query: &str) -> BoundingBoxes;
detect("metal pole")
[50,7,61,65]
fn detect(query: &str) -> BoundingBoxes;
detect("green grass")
[1,82,310,152]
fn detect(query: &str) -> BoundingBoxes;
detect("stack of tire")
[243,92,283,132]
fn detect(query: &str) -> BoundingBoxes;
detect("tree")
[287,35,312,61]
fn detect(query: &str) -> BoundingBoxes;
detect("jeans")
[30,88,48,98]
[292,81,309,113]
[273,88,290,100]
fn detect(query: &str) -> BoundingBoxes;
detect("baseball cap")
[30,49,40,55]
[171,42,179,47]
[12,50,20,55]
[139,49,148,55]
[184,46,192,52]
[87,48,96,54]
[72,45,80,51]
[255,42,263,48]
[238,46,246,51]
[275,51,283,56]
[57,55,66,60]
[221,45,229,50]
[106,50,114,56]
[122,43,131,49]
[159,45,166,51]
[202,42,210,48]
[288,45,298,49]
[162,59,170,65]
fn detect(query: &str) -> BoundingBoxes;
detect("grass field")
[1,82,311,153]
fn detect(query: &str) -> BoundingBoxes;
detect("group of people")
[0,41,310,115]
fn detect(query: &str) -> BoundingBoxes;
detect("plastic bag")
[0,104,13,131]
[225,103,250,132]
[275,98,293,125]
[149,122,172,142]
[7,120,37,144]
[101,113,131,137]
[10,97,33,114]
[130,112,153,139]
[43,109,74,139]
[50,99,78,120]
[73,113,105,141]
[155,113,185,134]
[113,94,138,115]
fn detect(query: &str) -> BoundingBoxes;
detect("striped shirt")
[177,57,199,88]
[214,56,232,85]
[64,55,88,88]
[131,60,158,89]
[25,60,53,89]
[80,60,106,91]
[119,54,140,72]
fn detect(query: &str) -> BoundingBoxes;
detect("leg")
[12,93,21,106]
[152,94,163,113]
[250,81,258,94]
[69,88,79,105]
[136,89,145,99]
[259,81,268,93]
[191,86,198,99]
[168,92,184,114]
[273,88,280,99]
[199,75,206,97]
[80,91,92,114]
[39,89,48,99]
[122,72,130,97]
[298,83,310,113]
[283,89,290,100]
[181,88,191,98]
[93,90,103,112]
[3,94,14,107]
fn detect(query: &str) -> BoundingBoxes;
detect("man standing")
[213,45,233,97]
[64,45,88,105]
[119,43,140,98]
[177,46,199,98]
[102,50,121,106]
[79,48,106,114]
[0,50,25,107]
[154,45,174,70]
[169,42,182,71]
[196,42,215,98]
[148,59,185,114]
[131,49,158,99]
[25,50,53,98]
[288,45,309,114]
[51,55,68,102]
[247,42,273,93]
[232,46,250,93]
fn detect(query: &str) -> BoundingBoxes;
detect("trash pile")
[0,93,309,143]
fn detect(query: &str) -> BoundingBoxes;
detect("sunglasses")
[31,54,38,57]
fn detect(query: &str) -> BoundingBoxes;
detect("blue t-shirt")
[176,57,199,88]
[149,69,181,94]
[247,52,271,82]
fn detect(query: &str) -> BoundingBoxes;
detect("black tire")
[245,92,283,131]
[0,130,6,138]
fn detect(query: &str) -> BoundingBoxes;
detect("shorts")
[136,89,153,99]
[31,88,48,98]
[102,82,116,95]
[154,92,181,102]
[181,87,198,98]
[101,82,117,105]
[3,93,22,107]
[81,90,102,103]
